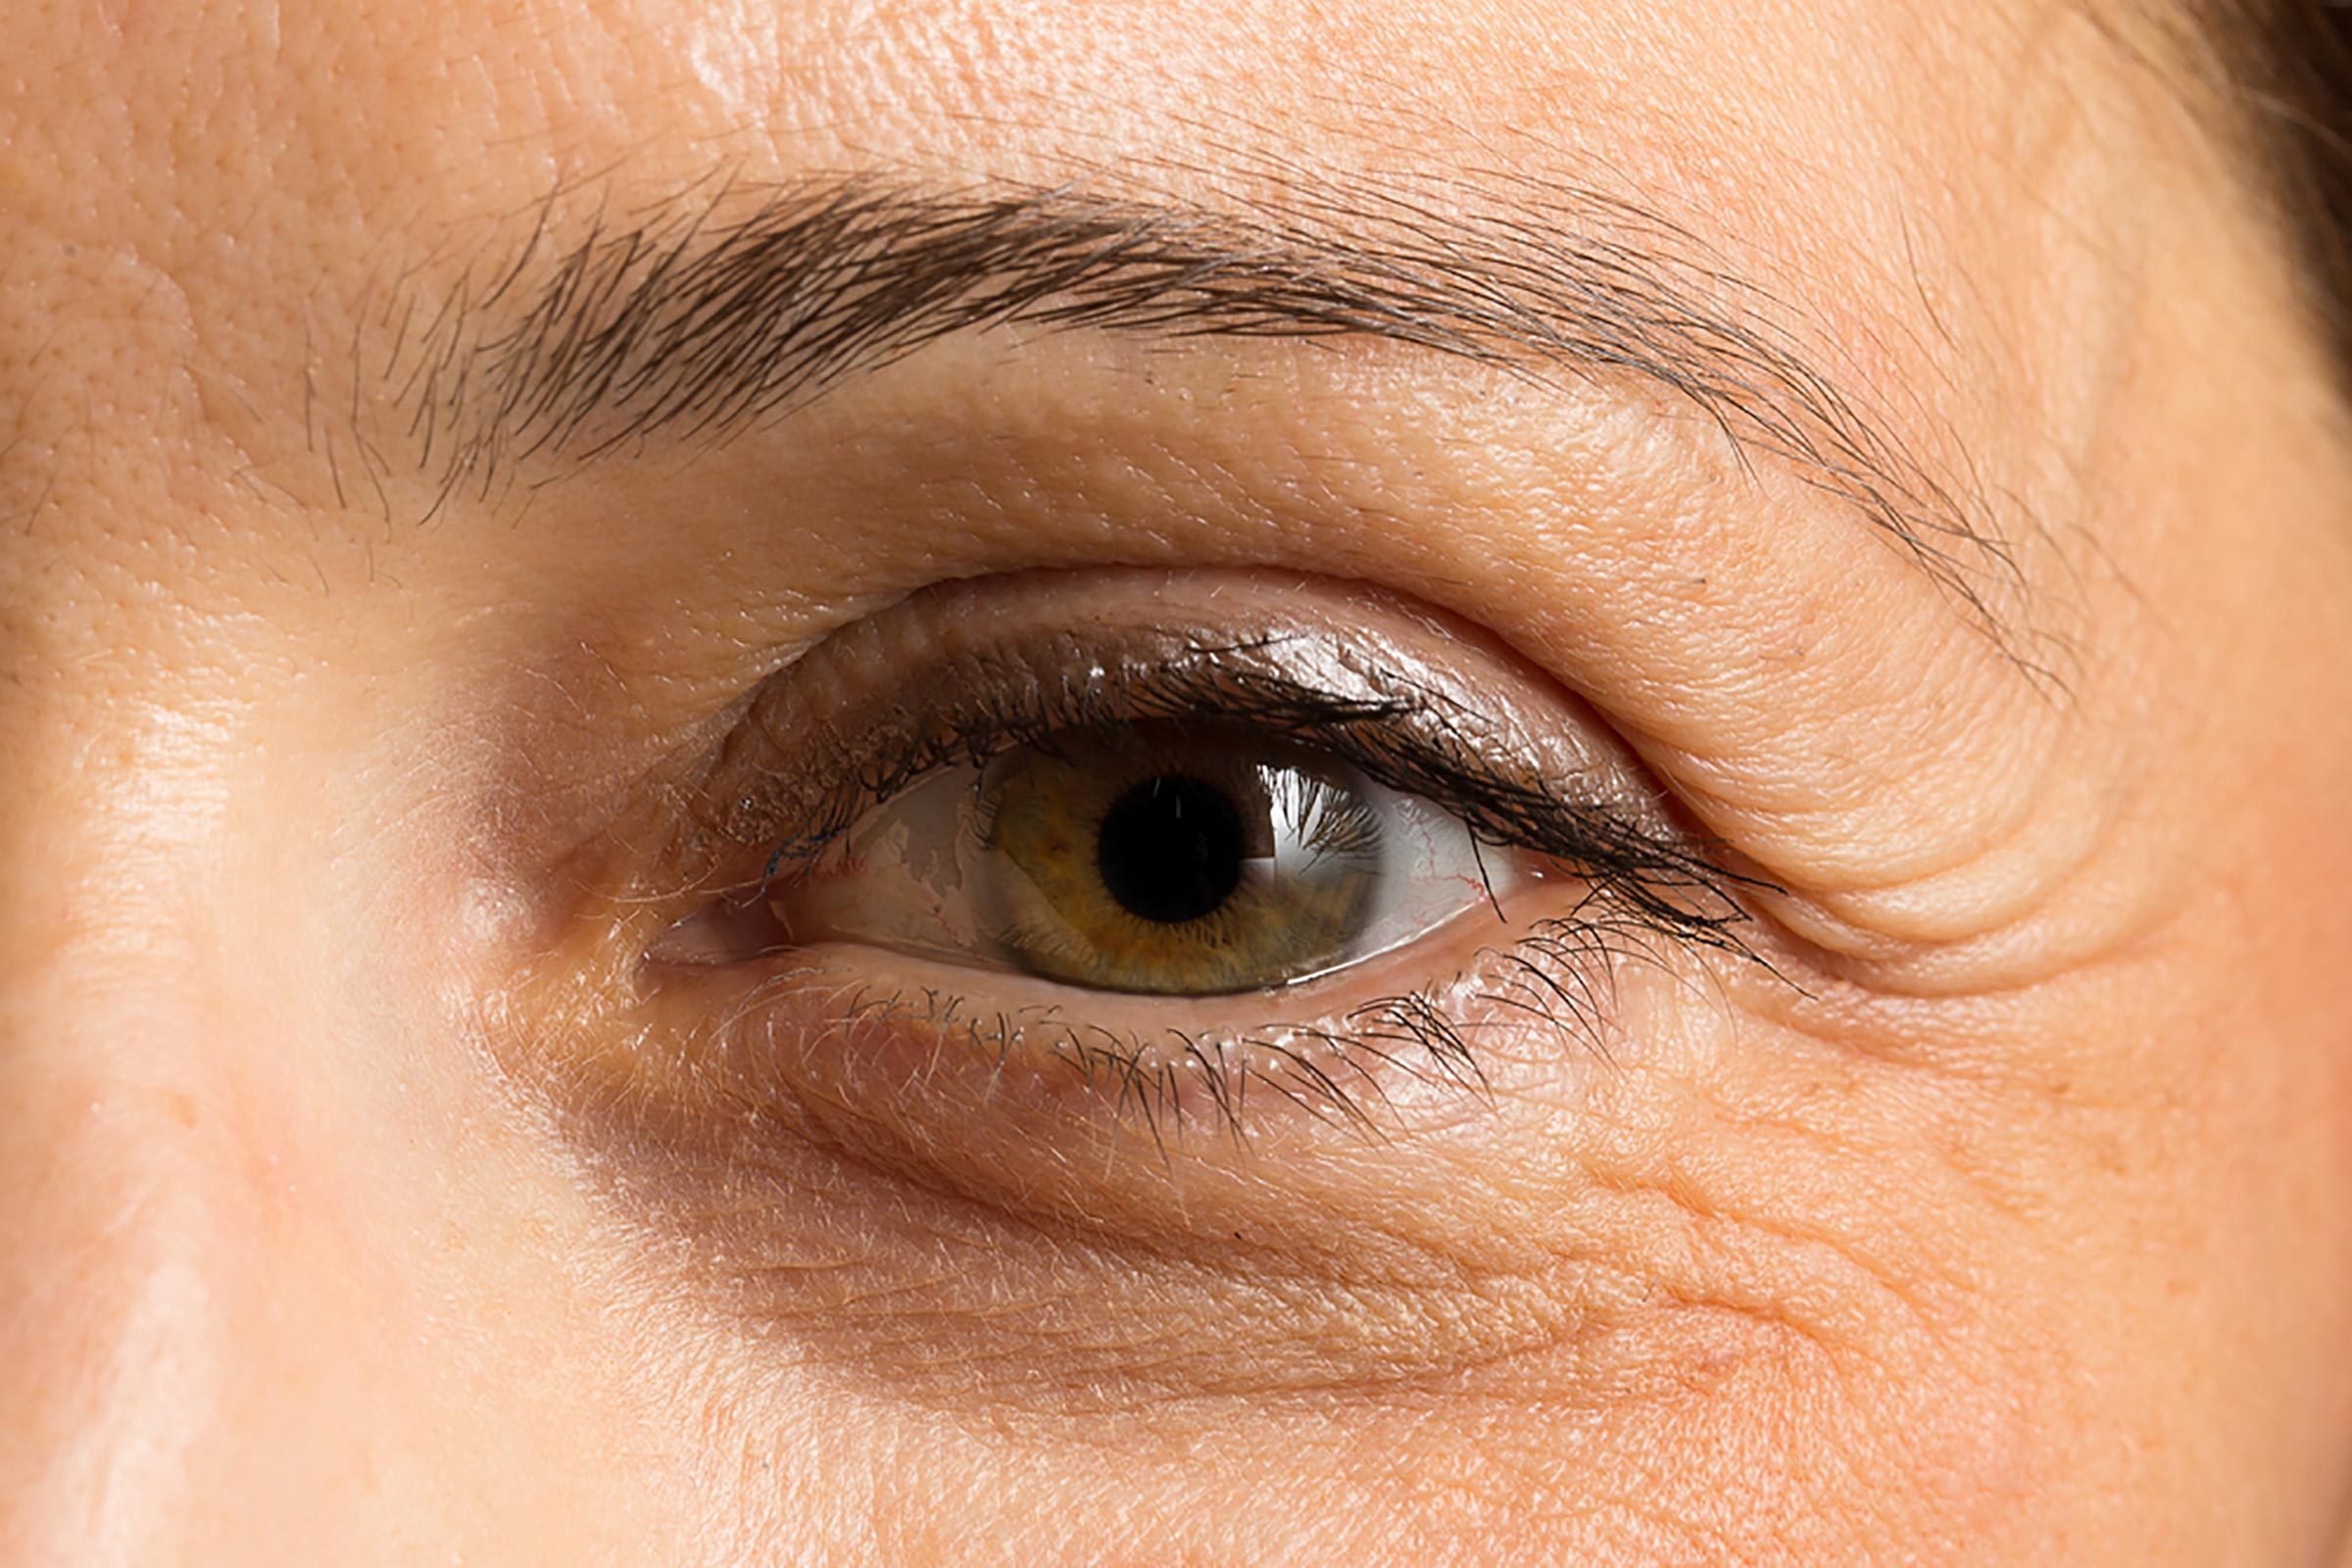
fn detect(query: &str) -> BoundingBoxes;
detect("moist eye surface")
[766,720,1498,995]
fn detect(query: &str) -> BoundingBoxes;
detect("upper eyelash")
[755,633,1764,950]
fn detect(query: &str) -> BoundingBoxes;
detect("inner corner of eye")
[640,884,793,967]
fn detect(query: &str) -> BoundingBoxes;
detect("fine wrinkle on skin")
[531,937,2027,1462]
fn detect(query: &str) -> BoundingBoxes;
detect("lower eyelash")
[783,900,1703,1147]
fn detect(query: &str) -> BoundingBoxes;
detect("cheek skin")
[0,648,720,1561]
[490,914,2078,1563]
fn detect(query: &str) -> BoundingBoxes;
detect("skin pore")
[3,0,2352,1564]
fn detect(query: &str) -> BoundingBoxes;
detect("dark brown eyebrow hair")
[384,169,2009,616]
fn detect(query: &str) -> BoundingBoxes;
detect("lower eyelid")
[630,876,1657,1150]
[529,835,1807,1420]
[560,977,1721,1418]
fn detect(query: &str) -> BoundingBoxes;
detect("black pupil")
[1096,774,1249,924]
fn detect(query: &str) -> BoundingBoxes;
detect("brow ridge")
[385,168,2008,618]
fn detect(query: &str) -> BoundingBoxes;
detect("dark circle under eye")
[1095,774,1248,924]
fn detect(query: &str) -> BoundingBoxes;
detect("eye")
[633,569,1756,1136]
[753,720,1512,995]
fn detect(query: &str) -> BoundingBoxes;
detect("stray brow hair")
[382,167,2009,615]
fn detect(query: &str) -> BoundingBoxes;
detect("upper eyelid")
[662,574,1766,955]
[697,608,1566,858]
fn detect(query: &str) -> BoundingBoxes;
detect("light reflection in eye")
[752,722,1511,995]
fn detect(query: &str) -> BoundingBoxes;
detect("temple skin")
[3,0,2352,1564]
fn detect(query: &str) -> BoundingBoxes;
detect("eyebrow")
[383,169,2002,609]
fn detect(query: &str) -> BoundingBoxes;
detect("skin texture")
[4,0,2352,1563]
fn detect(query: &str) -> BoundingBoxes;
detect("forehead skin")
[4,1,2352,1566]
